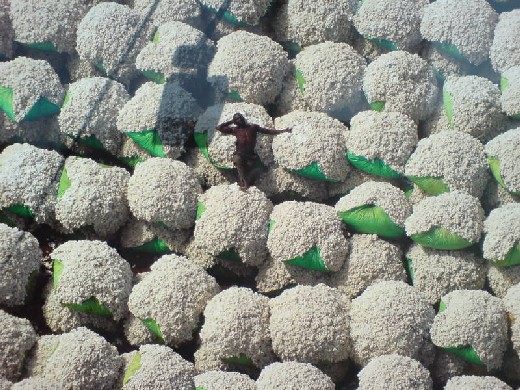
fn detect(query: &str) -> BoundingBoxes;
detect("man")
[216,113,291,189]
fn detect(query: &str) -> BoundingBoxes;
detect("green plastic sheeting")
[411,227,474,250]
[95,61,107,76]
[196,202,206,220]
[407,176,450,196]
[119,156,144,169]
[4,204,35,219]
[20,41,56,51]
[0,84,15,121]
[122,352,142,385]
[285,245,330,272]
[67,133,105,150]
[443,87,454,128]
[217,248,242,263]
[370,101,385,112]
[292,161,338,182]
[222,354,254,366]
[281,41,302,57]
[432,41,468,63]
[24,96,61,121]
[437,300,485,366]
[338,205,405,239]
[346,150,402,179]
[131,237,171,255]
[140,318,165,344]
[199,2,247,26]
[366,37,398,51]
[125,129,165,157]
[57,168,71,200]
[501,76,509,92]
[268,219,276,233]
[406,257,415,283]
[488,156,507,189]
[193,132,232,169]
[142,69,166,84]
[62,91,71,108]
[53,259,64,288]
[295,68,305,95]
[227,90,243,102]
[66,297,112,317]
[153,30,160,43]
[490,244,520,267]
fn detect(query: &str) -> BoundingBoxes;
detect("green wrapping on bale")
[285,245,330,272]
[488,156,519,194]
[142,69,166,84]
[292,161,338,182]
[346,150,402,179]
[295,68,305,95]
[53,259,65,288]
[95,61,107,76]
[196,202,206,220]
[411,227,474,250]
[140,318,165,344]
[443,87,455,128]
[406,257,415,282]
[131,237,171,255]
[119,156,145,169]
[125,129,165,157]
[490,244,520,267]
[19,41,57,52]
[0,84,15,121]
[437,300,485,366]
[123,352,142,385]
[227,90,243,102]
[222,353,254,366]
[217,248,242,263]
[407,175,450,195]
[432,41,469,63]
[280,41,302,58]
[193,132,232,169]
[57,168,71,200]
[366,37,398,51]
[3,204,35,219]
[199,2,247,27]
[66,297,112,317]
[338,205,405,238]
[67,133,105,150]
[370,100,385,112]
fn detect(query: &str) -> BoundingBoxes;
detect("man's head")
[232,113,247,126]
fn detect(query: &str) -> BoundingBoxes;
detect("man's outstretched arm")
[256,125,292,135]
[216,120,235,134]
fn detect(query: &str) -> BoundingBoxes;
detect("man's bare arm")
[256,125,292,135]
[216,120,235,134]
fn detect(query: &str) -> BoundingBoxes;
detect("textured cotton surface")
[485,128,520,194]
[0,224,41,306]
[268,201,348,272]
[0,2,13,59]
[358,354,433,390]
[133,0,201,27]
[501,67,520,119]
[482,203,520,262]
[405,131,489,198]
[272,111,350,181]
[0,310,37,381]
[128,254,219,347]
[405,191,484,243]
[256,362,334,390]
[329,234,406,299]
[0,143,64,224]
[362,51,439,122]
[10,377,61,390]
[201,0,271,26]
[504,283,520,360]
[420,0,498,66]
[350,281,435,366]
[26,327,121,390]
[406,244,486,304]
[490,10,520,73]
[445,375,512,390]
[430,290,508,371]
[269,284,351,364]
[194,370,256,390]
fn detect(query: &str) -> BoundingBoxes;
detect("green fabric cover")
[370,101,385,112]
[337,205,405,238]
[62,91,71,107]
[285,245,330,272]
[281,41,302,57]
[4,204,35,219]
[432,41,468,62]
[443,87,454,128]
[200,2,247,26]
[95,61,107,76]
[66,297,112,317]
[119,156,144,169]
[366,37,398,51]
[438,300,485,366]
[125,129,165,157]
[153,30,160,43]
[196,202,206,220]
[53,259,64,288]
[292,161,338,182]
[406,257,415,283]
[227,90,243,102]
[217,248,242,263]
[140,318,165,344]
[222,354,254,366]
[193,132,232,169]
[407,176,450,195]
[490,244,520,267]
[67,133,105,150]
[411,227,474,250]
[142,69,166,84]
[268,219,276,233]
[488,155,507,189]
[0,84,15,121]
[501,76,509,92]
[131,237,171,254]
[23,96,61,121]
[20,41,56,51]
[295,68,305,95]
[57,168,71,200]
[123,352,142,385]
[346,150,402,179]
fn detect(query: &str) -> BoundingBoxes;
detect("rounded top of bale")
[362,50,439,122]
[485,128,520,193]
[201,0,271,26]
[490,10,520,73]
[445,375,512,390]
[194,370,256,390]
[127,158,202,229]
[133,0,202,27]
[207,31,289,106]
[404,131,488,198]
[420,0,498,66]
[482,203,520,262]
[256,362,335,390]
[358,354,433,390]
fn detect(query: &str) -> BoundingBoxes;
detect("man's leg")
[232,153,248,189]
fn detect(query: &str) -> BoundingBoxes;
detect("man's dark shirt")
[217,124,285,155]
